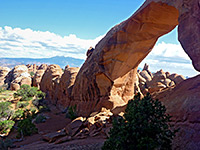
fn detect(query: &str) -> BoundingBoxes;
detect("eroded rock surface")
[32,64,48,89]
[5,65,32,91]
[0,66,10,86]
[40,64,63,104]
[70,1,179,116]
[56,67,79,108]
[155,75,200,150]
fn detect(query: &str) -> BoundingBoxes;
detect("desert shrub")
[14,84,45,101]
[34,114,46,124]
[36,91,46,100]
[0,102,13,119]
[32,99,45,108]
[12,109,24,120]
[0,120,15,134]
[102,93,178,150]
[0,86,4,93]
[0,84,8,93]
[0,139,13,150]
[66,105,77,120]
[29,71,35,77]
[17,117,38,138]
[17,101,29,108]
[30,107,37,114]
[38,105,50,112]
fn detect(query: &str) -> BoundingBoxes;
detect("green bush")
[0,102,13,119]
[29,71,35,77]
[12,109,24,120]
[14,84,45,101]
[0,84,8,93]
[0,120,15,134]
[17,117,38,137]
[102,93,178,150]
[66,105,77,120]
[17,101,29,108]
[36,91,46,100]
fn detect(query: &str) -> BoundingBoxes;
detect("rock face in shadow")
[32,64,48,89]
[40,65,63,104]
[155,75,200,150]
[56,67,80,108]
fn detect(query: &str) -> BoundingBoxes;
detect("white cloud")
[0,26,198,77]
[0,26,104,59]
[139,42,199,77]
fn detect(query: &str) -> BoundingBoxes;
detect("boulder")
[168,73,186,84]
[142,63,153,78]
[140,70,152,82]
[5,65,32,90]
[65,117,85,136]
[10,83,20,91]
[26,64,38,74]
[42,130,66,143]
[148,82,166,93]
[152,69,166,81]
[86,47,95,57]
[54,135,72,144]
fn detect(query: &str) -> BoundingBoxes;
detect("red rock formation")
[155,75,200,149]
[178,0,200,71]
[26,64,38,74]
[5,65,32,91]
[40,65,63,104]
[32,64,48,89]
[70,1,179,116]
[56,67,79,108]
[0,66,10,86]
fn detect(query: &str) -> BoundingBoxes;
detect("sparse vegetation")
[0,84,47,136]
[12,109,24,120]
[14,84,45,101]
[0,102,13,119]
[66,105,77,120]
[17,101,29,108]
[0,120,15,134]
[29,71,35,77]
[102,93,178,150]
[17,118,38,137]
[0,84,8,93]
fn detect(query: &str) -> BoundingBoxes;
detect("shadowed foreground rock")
[155,75,200,150]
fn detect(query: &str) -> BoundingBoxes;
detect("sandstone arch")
[67,0,199,116]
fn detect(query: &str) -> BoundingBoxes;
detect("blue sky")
[0,0,198,76]
[0,0,146,39]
